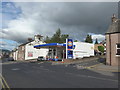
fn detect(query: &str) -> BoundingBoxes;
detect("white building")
[11,35,49,60]
[25,40,49,60]
[34,41,94,60]
[73,42,94,59]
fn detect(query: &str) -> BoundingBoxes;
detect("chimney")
[27,38,33,42]
[111,14,117,23]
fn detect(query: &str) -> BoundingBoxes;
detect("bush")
[98,46,104,53]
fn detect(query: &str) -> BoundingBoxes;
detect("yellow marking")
[87,63,102,69]
[0,74,10,90]
[0,76,5,90]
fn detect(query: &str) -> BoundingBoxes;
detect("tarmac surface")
[1,59,119,88]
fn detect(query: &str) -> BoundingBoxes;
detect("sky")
[0,1,118,50]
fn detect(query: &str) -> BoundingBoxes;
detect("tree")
[44,28,69,43]
[95,38,98,44]
[60,34,69,43]
[44,36,51,43]
[98,46,104,53]
[85,34,93,43]
[74,40,78,42]
[51,28,61,43]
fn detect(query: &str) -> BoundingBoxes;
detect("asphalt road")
[1,60,119,88]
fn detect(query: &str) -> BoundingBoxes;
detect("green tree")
[51,28,61,43]
[95,38,98,44]
[98,46,104,53]
[60,34,69,43]
[85,34,93,43]
[74,40,78,42]
[44,36,51,43]
[44,28,69,43]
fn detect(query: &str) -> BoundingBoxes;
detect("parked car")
[8,57,14,61]
[37,56,46,61]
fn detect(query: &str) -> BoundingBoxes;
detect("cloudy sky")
[0,1,118,50]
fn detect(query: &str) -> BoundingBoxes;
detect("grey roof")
[19,40,34,47]
[106,19,120,34]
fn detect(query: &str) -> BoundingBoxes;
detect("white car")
[37,56,46,61]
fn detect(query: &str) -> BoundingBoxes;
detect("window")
[116,43,120,56]
[22,46,24,50]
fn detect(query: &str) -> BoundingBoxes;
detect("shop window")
[116,43,120,56]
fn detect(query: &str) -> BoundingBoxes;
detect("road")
[1,60,119,88]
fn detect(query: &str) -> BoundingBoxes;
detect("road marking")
[11,68,20,71]
[66,72,118,82]
[87,63,102,69]
[0,74,10,90]
[0,76,5,90]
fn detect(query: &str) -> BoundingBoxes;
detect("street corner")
[88,63,120,73]
[86,63,103,69]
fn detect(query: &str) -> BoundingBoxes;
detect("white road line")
[11,68,20,71]
[65,72,118,82]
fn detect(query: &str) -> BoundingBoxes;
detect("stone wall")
[106,33,120,66]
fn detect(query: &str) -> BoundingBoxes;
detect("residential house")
[105,14,120,66]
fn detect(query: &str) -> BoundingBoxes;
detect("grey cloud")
[2,2,118,43]
[46,2,118,33]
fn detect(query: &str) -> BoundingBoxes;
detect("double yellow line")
[0,74,10,90]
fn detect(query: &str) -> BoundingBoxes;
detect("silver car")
[37,56,46,61]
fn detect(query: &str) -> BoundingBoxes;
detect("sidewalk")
[88,63,120,72]
[52,56,100,65]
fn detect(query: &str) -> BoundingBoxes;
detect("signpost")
[66,39,73,59]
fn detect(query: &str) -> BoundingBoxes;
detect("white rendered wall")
[15,51,18,60]
[25,41,49,60]
[73,42,94,59]
[13,51,18,60]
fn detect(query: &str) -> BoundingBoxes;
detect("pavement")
[88,63,120,72]
[52,58,119,73]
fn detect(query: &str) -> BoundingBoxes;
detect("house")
[17,42,26,60]
[13,35,49,61]
[24,37,48,60]
[11,48,18,60]
[105,14,120,66]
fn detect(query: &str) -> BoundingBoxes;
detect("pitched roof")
[19,40,34,47]
[106,19,120,34]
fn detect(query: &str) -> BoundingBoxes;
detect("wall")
[106,33,120,66]
[25,41,49,60]
[17,45,25,60]
[73,42,94,59]
[14,50,18,60]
